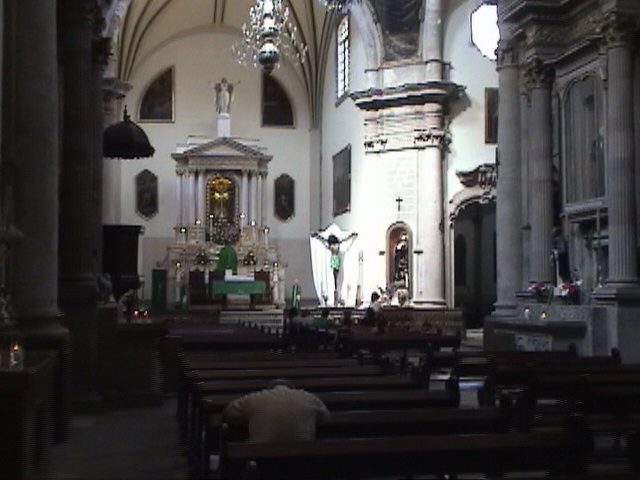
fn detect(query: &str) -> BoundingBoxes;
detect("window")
[139,67,174,122]
[471,3,498,60]
[262,74,294,127]
[336,15,350,99]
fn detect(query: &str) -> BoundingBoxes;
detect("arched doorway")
[449,163,497,327]
[452,202,496,327]
[386,223,412,295]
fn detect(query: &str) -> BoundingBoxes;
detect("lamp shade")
[103,107,155,159]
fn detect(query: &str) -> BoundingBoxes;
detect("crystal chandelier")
[317,0,358,13]
[233,0,307,74]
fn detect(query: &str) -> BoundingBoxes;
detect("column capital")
[496,39,519,70]
[597,12,638,49]
[524,59,554,90]
[176,168,185,176]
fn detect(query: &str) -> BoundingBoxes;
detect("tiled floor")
[52,398,188,480]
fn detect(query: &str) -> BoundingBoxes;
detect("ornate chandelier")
[232,0,307,74]
[317,0,359,13]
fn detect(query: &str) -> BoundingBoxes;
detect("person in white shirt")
[222,380,330,442]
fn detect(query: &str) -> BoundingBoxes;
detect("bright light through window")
[471,4,499,60]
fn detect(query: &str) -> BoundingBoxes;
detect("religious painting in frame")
[135,169,158,219]
[485,87,499,144]
[274,174,295,221]
[333,145,351,217]
[139,67,174,122]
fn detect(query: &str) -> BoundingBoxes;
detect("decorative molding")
[457,163,497,190]
[596,12,638,49]
[524,59,555,90]
[449,163,497,221]
[496,39,518,69]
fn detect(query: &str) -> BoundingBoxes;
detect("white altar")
[167,134,283,306]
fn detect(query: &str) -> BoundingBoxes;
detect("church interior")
[3,0,640,478]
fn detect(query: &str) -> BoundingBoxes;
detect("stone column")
[183,170,192,226]
[176,169,184,226]
[193,172,200,224]
[525,61,554,284]
[261,173,267,227]
[414,104,445,306]
[423,0,443,80]
[10,0,71,442]
[58,0,100,303]
[602,15,638,287]
[257,174,264,227]
[241,170,249,226]
[92,37,110,277]
[494,39,523,309]
[198,171,206,224]
[250,172,258,225]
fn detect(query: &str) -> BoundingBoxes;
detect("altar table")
[209,280,266,308]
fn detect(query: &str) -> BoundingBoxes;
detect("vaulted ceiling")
[111,0,340,123]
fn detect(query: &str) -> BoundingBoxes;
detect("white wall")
[443,1,498,197]
[316,0,499,304]
[320,15,392,300]
[118,28,316,300]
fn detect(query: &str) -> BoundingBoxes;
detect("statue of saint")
[211,77,235,114]
[393,232,409,288]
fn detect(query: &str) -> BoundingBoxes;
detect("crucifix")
[395,196,403,219]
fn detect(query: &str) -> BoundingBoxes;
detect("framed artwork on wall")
[135,169,158,219]
[485,87,498,144]
[274,174,295,221]
[333,145,351,217]
[139,67,174,122]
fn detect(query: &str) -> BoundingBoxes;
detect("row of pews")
[167,318,639,480]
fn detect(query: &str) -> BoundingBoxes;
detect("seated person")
[222,379,331,442]
[369,291,382,313]
[361,306,377,327]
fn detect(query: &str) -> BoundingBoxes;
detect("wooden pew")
[195,382,460,476]
[177,355,362,444]
[222,429,592,480]
[188,374,423,455]
[478,356,625,406]
[180,364,397,445]
[337,327,461,359]
[212,406,509,477]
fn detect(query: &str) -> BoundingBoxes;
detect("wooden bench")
[194,382,460,475]
[337,327,461,359]
[478,356,625,406]
[177,356,362,443]
[222,429,592,480]
[182,367,406,443]
[188,374,423,453]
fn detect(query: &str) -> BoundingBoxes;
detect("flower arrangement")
[557,280,581,304]
[210,217,240,245]
[527,281,552,301]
